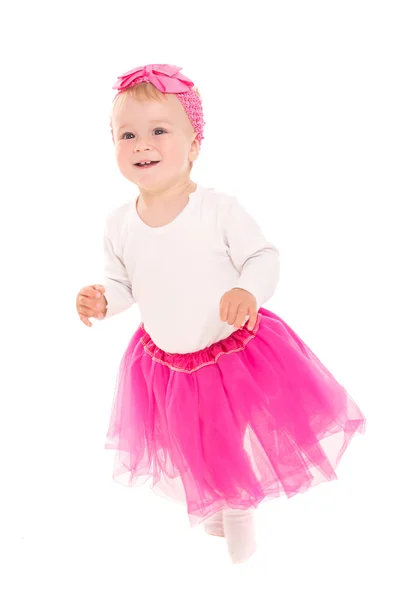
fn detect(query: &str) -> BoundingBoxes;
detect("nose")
[132,135,152,153]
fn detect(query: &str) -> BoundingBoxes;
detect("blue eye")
[154,129,166,135]
[121,132,134,139]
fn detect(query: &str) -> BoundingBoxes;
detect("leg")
[203,510,225,537]
[222,508,257,564]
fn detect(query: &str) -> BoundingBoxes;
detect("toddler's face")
[111,94,199,191]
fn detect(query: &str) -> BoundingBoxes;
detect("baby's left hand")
[220,288,258,331]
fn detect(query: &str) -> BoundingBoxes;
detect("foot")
[204,511,225,538]
[231,542,257,564]
[206,529,225,538]
[223,508,257,564]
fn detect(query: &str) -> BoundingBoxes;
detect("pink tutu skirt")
[105,308,366,527]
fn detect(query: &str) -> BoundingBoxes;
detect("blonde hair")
[111,82,201,171]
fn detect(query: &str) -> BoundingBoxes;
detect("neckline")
[131,183,202,234]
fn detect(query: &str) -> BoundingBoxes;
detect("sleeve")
[102,217,135,319]
[222,197,280,310]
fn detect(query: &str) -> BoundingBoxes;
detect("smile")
[134,161,160,169]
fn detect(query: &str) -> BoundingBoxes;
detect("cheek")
[168,142,189,163]
[116,143,131,165]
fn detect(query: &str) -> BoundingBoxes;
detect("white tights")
[203,508,257,564]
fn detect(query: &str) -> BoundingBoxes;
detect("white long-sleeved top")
[103,184,280,354]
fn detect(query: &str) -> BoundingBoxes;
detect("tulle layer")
[105,308,366,527]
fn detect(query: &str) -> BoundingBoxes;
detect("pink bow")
[112,64,195,94]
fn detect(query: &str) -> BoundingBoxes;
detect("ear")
[189,135,200,162]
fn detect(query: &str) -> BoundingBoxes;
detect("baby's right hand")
[76,284,107,327]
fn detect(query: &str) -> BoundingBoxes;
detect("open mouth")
[134,161,160,169]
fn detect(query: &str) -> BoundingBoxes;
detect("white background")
[1,0,399,598]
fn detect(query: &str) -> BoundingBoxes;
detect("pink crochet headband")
[111,63,205,145]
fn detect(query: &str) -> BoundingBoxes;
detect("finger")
[79,314,92,327]
[79,286,96,298]
[93,284,105,295]
[79,296,104,311]
[247,310,258,331]
[79,304,104,319]
[233,306,248,329]
[220,299,230,322]
[80,285,103,299]
[227,303,239,326]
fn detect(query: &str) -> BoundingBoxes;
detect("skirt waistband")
[139,312,263,374]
